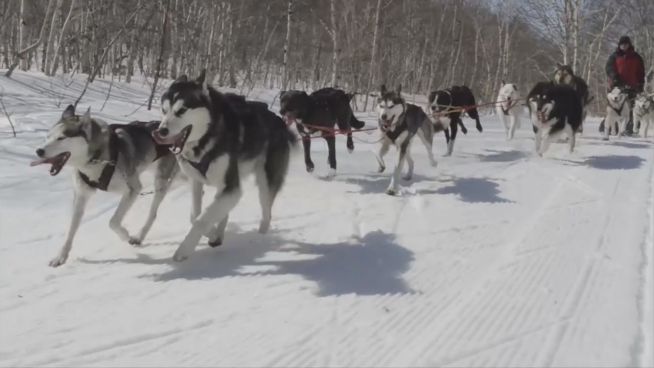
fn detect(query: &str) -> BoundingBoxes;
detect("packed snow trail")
[0,72,652,367]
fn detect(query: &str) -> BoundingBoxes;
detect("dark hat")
[619,36,632,45]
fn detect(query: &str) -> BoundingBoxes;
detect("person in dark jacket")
[605,36,646,134]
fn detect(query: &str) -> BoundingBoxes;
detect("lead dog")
[31,105,178,266]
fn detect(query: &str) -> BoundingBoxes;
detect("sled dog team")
[32,66,653,266]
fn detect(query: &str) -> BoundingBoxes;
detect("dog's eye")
[175,107,187,116]
[57,137,65,141]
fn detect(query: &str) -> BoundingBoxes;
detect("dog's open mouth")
[30,152,71,176]
[537,111,548,123]
[153,125,192,154]
[380,120,391,131]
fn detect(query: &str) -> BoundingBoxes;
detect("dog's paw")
[377,165,385,173]
[326,168,336,178]
[429,160,438,168]
[172,251,189,262]
[258,221,270,234]
[208,239,222,248]
[128,237,143,247]
[49,255,68,267]
[602,136,609,141]
[305,163,315,173]
[402,174,412,181]
[385,188,397,196]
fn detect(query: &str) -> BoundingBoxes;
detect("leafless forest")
[1,0,652,113]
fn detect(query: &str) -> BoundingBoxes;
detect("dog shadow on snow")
[87,229,415,297]
[558,154,645,170]
[340,173,511,203]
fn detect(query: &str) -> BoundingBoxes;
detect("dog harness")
[77,122,169,191]
[78,131,118,191]
[608,95,628,116]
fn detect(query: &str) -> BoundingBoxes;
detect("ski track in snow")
[0,71,653,367]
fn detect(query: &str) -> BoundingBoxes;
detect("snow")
[1,71,653,367]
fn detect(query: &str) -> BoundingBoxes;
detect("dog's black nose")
[36,148,45,157]
[431,105,437,112]
[381,114,387,121]
[158,127,169,137]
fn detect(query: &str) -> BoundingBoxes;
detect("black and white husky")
[495,82,522,140]
[279,88,364,176]
[428,86,483,156]
[602,86,632,141]
[633,92,653,138]
[376,84,437,195]
[527,82,583,155]
[153,71,295,262]
[31,105,178,267]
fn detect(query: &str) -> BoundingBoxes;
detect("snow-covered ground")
[1,71,652,367]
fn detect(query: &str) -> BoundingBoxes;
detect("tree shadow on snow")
[421,177,512,203]
[583,139,652,150]
[103,229,415,297]
[583,154,644,170]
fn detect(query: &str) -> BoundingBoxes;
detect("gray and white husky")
[375,84,437,196]
[495,82,522,140]
[153,71,295,262]
[31,105,178,267]
[603,86,632,141]
[633,92,654,138]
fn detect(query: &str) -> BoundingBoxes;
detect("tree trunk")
[49,0,76,76]
[329,0,338,87]
[18,0,27,70]
[44,0,63,75]
[364,0,382,110]
[282,0,293,91]
[148,0,171,110]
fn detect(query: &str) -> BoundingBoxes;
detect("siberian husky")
[280,88,364,175]
[427,85,483,156]
[376,84,437,195]
[526,82,583,155]
[31,105,178,266]
[603,86,632,140]
[153,71,295,261]
[495,82,522,140]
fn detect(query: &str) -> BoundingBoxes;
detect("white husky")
[603,86,631,141]
[495,82,521,140]
[633,93,653,138]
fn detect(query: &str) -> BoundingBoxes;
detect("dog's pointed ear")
[80,108,101,140]
[396,84,402,94]
[501,80,506,86]
[174,74,188,84]
[196,69,209,95]
[428,91,436,103]
[380,84,387,95]
[62,104,75,119]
